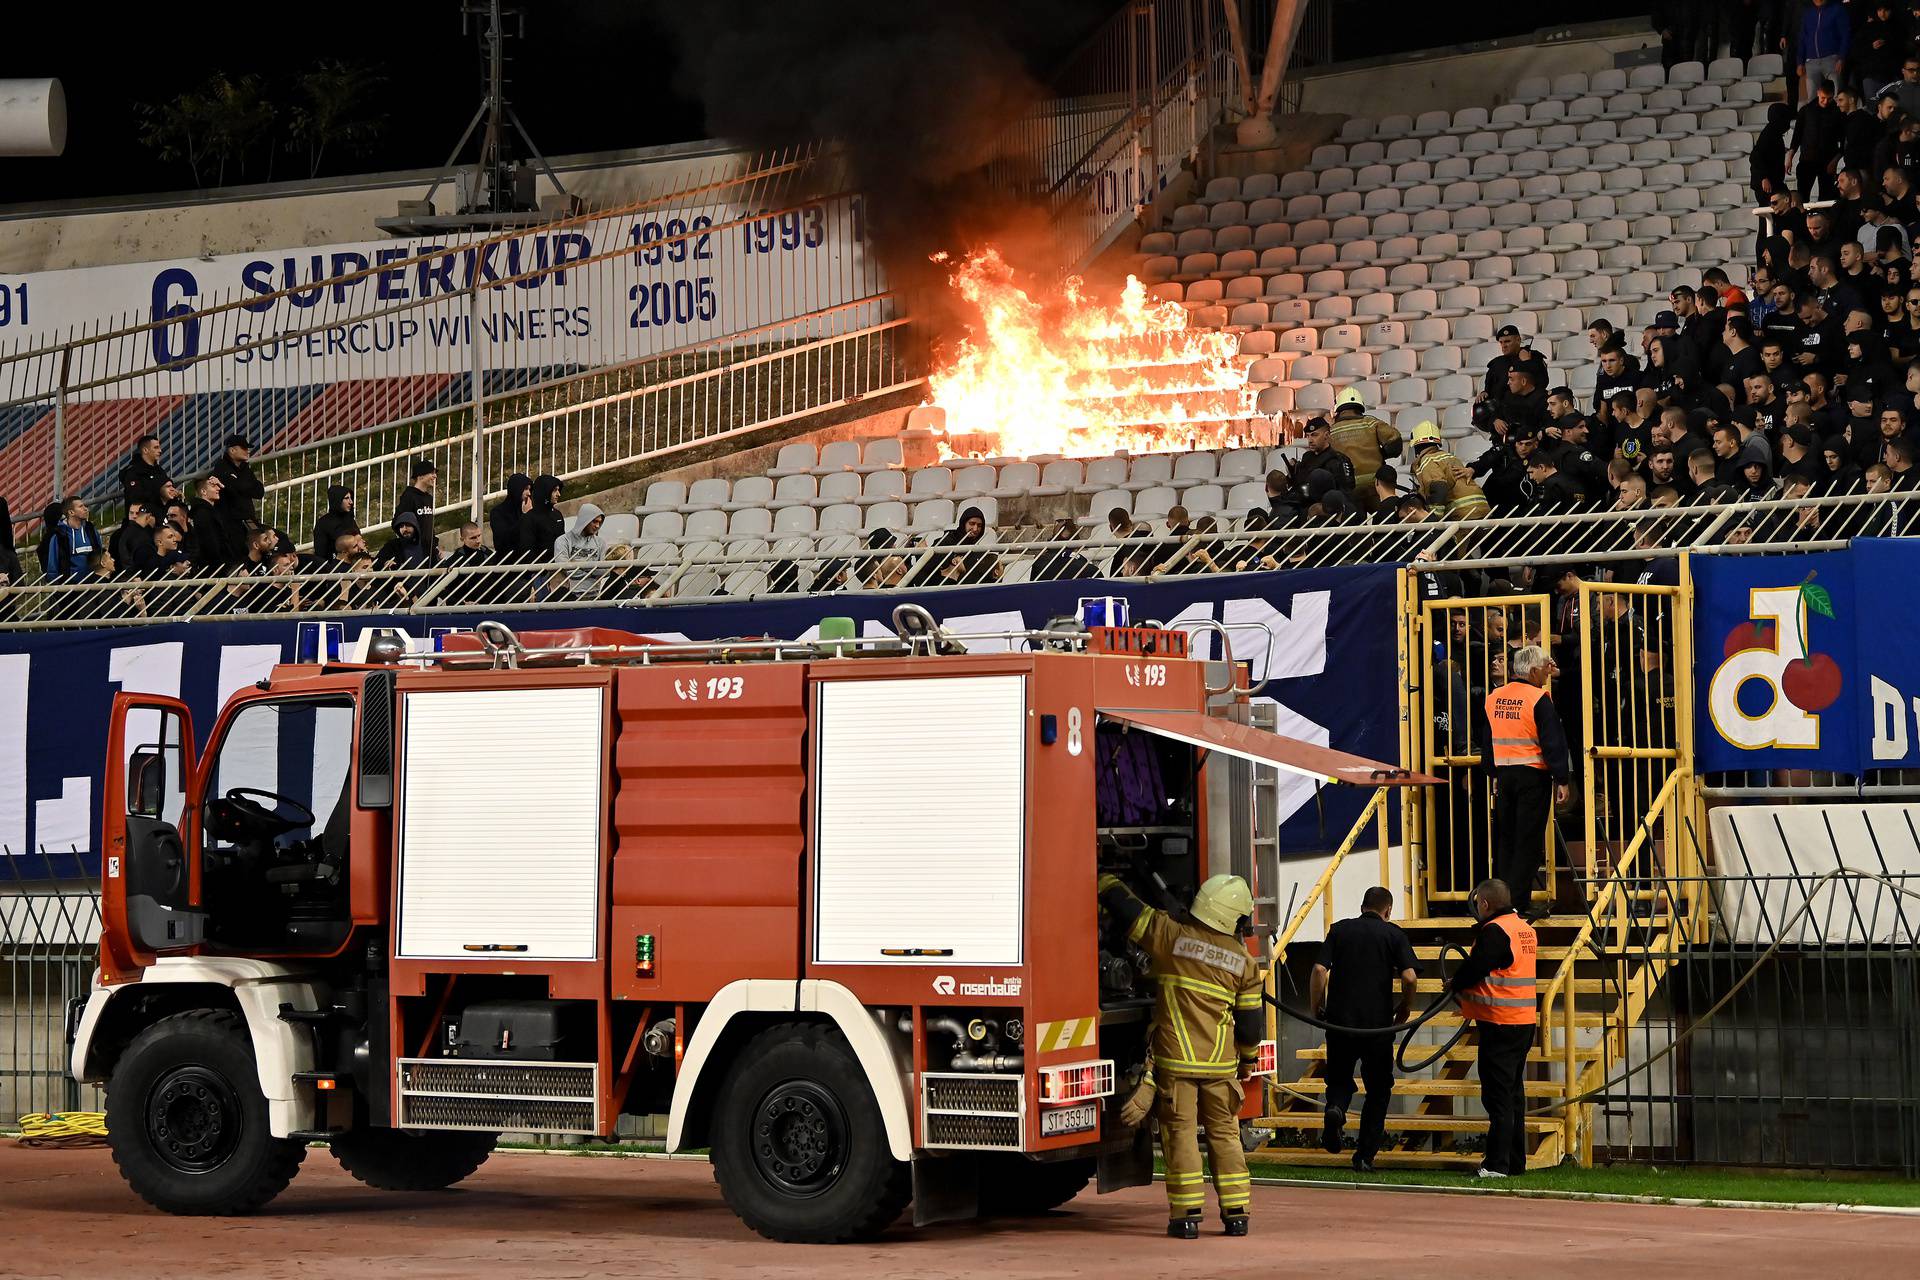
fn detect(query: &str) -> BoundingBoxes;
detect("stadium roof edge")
[0,136,751,224]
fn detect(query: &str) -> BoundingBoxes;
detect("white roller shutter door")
[396,685,605,960]
[813,675,1026,965]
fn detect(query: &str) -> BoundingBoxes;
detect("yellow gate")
[1401,570,1704,913]
[1574,579,1702,886]
[1404,585,1555,908]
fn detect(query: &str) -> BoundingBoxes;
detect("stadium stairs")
[1255,894,1700,1171]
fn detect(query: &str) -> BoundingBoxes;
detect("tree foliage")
[287,60,389,178]
[137,62,389,186]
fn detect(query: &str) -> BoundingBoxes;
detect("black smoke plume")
[654,1,1107,310]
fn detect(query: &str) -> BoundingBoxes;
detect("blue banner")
[1694,540,1919,775]
[0,564,1402,878]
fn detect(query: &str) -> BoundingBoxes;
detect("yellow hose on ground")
[15,1111,108,1147]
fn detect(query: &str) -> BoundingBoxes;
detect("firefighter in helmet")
[1411,420,1491,520]
[1327,388,1403,513]
[1098,872,1264,1239]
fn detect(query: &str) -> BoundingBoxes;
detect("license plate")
[1040,1102,1098,1137]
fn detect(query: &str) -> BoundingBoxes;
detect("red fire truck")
[71,608,1416,1241]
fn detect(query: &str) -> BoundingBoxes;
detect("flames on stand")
[924,248,1270,460]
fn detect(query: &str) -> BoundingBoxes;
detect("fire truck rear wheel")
[332,1127,498,1191]
[977,1154,1096,1215]
[710,1021,910,1243]
[105,1008,307,1215]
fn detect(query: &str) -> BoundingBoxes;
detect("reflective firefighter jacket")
[1329,412,1402,489]
[1413,446,1490,519]
[1099,877,1265,1078]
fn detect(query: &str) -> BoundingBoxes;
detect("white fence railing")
[6,486,1914,632]
[1,146,903,528]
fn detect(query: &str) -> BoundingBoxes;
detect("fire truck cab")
[71,609,1411,1241]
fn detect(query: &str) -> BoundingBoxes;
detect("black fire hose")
[1261,943,1473,1074]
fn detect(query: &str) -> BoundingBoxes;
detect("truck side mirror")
[129,748,166,819]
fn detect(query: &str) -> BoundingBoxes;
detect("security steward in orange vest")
[1449,877,1538,1178]
[1484,644,1571,919]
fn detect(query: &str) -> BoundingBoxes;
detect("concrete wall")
[1292,20,1659,122]
[0,138,756,275]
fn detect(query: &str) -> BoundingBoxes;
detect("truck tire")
[977,1155,1096,1215]
[709,1021,910,1243]
[332,1128,497,1191]
[105,1008,306,1215]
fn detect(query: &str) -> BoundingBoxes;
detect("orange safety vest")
[1459,912,1538,1025]
[1485,680,1549,770]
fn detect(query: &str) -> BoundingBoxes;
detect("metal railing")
[1577,870,1920,1173]
[1,146,903,532]
[8,484,1919,631]
[988,0,1243,271]
[1,850,100,1123]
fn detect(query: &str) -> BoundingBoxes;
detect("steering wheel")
[222,786,315,836]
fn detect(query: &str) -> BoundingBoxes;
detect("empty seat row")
[639,495,1008,543]
[1315,105,1767,172]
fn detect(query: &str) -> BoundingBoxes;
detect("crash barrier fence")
[0,849,101,1124]
[1573,869,1920,1174]
[1,145,913,533]
[6,485,1917,632]
[988,0,1243,271]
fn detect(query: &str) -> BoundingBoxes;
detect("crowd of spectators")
[5,17,1920,621]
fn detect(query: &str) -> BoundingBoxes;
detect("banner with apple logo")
[1696,539,1917,774]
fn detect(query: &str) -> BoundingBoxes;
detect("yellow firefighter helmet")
[1191,874,1255,935]
[1413,420,1443,447]
[1335,387,1365,409]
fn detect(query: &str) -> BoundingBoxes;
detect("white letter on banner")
[1255,698,1334,825]
[211,645,284,797]
[1870,676,1914,762]
[38,641,188,858]
[1222,592,1330,682]
[942,611,1026,654]
[0,654,28,855]
[1705,586,1820,750]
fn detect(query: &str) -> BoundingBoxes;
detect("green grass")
[1242,1158,1920,1208]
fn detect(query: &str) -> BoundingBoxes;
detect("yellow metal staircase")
[1250,576,1706,1171]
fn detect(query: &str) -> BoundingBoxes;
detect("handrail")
[1540,766,1685,1010]
[1269,786,1387,961]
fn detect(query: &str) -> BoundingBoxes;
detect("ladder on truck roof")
[402,607,1248,682]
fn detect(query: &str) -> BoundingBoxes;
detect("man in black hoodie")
[110,501,160,573]
[1791,79,1846,200]
[212,434,264,528]
[489,472,532,558]
[521,474,566,560]
[189,475,243,567]
[394,459,440,560]
[312,485,358,559]
[119,435,171,512]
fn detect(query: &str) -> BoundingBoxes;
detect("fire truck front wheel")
[710,1022,911,1243]
[104,1009,307,1215]
[332,1127,498,1190]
